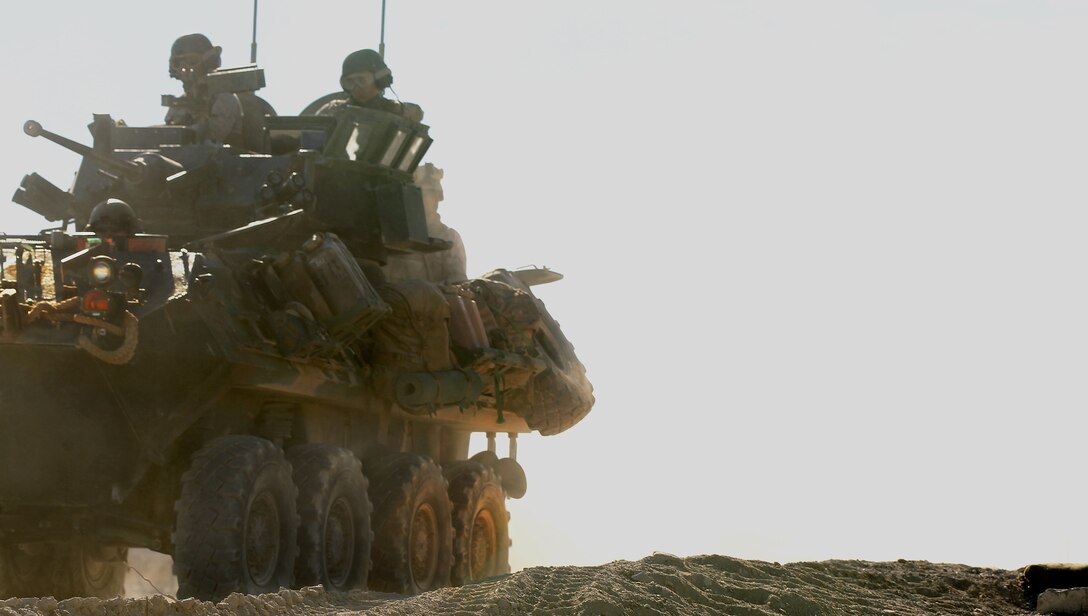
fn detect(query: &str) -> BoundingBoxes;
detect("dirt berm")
[0,552,1032,615]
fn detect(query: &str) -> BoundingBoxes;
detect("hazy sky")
[3,1,1088,572]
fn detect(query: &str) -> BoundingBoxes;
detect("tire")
[173,435,299,601]
[365,453,453,594]
[63,543,127,599]
[445,462,510,585]
[0,542,126,599]
[0,542,50,598]
[288,444,373,591]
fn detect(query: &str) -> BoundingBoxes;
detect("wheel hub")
[409,502,439,589]
[469,509,497,580]
[244,491,281,586]
[80,545,121,588]
[324,496,356,588]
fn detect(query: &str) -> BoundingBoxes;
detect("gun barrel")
[23,120,145,183]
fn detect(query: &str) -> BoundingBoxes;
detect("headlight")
[89,256,116,286]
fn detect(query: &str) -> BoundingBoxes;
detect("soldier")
[165,34,275,151]
[315,49,423,124]
[85,198,141,237]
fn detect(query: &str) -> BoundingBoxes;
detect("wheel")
[173,435,299,601]
[288,444,372,591]
[445,462,510,585]
[365,453,453,594]
[0,543,49,598]
[0,542,126,599]
[64,543,127,599]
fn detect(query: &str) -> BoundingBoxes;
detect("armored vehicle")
[0,89,593,600]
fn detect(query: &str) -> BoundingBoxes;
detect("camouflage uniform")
[165,92,245,147]
[164,34,251,148]
[316,49,424,124]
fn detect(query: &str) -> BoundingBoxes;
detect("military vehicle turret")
[0,90,593,600]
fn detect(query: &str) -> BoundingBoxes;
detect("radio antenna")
[250,0,259,63]
[379,0,387,59]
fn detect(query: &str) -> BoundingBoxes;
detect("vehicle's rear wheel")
[288,443,372,591]
[445,461,510,585]
[0,543,48,598]
[173,435,299,601]
[365,453,453,594]
[66,543,127,598]
[0,542,126,599]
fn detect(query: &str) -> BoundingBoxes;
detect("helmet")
[86,199,139,235]
[340,49,393,91]
[169,33,222,79]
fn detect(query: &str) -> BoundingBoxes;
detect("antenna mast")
[379,0,387,59]
[250,0,259,63]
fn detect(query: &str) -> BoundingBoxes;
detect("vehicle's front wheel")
[446,461,510,585]
[173,435,299,601]
[289,443,372,591]
[365,453,453,594]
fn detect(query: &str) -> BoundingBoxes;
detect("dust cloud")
[124,549,178,599]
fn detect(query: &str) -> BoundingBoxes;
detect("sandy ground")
[1,551,1033,616]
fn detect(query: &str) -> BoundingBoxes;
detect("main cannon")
[13,109,444,262]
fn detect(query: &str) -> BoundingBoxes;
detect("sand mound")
[0,553,1030,615]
